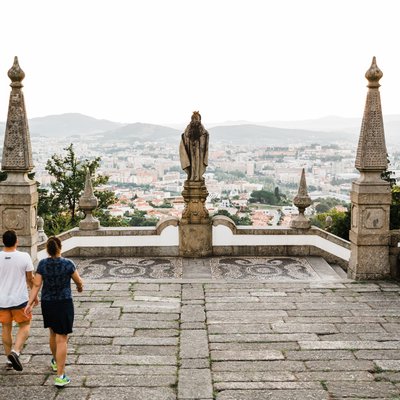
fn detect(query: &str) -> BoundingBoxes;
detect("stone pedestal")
[290,213,311,229]
[179,180,212,257]
[179,222,212,257]
[181,181,209,224]
[0,172,38,261]
[348,177,391,279]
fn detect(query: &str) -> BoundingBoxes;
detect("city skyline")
[0,0,399,125]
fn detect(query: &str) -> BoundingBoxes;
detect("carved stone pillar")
[0,57,38,260]
[348,57,391,280]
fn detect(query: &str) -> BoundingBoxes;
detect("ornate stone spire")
[355,57,387,173]
[1,57,34,172]
[290,168,312,229]
[79,169,100,230]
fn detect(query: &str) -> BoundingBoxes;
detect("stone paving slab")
[1,258,400,399]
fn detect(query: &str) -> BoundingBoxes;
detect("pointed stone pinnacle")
[1,56,34,173]
[291,169,311,229]
[297,168,309,197]
[79,169,100,230]
[80,169,98,207]
[8,56,25,88]
[365,56,383,88]
[293,168,312,210]
[355,57,387,173]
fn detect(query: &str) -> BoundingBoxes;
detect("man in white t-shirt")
[0,230,37,371]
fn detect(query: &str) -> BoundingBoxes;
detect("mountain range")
[0,113,398,146]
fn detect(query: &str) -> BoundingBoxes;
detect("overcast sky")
[0,0,399,125]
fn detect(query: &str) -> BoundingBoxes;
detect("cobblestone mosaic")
[71,256,321,281]
[72,257,183,279]
[210,257,320,281]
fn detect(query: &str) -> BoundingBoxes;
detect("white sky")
[0,0,399,125]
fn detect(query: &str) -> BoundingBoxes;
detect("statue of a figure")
[179,111,209,181]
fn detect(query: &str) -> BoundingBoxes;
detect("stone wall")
[38,216,351,270]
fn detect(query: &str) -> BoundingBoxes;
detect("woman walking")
[24,236,83,387]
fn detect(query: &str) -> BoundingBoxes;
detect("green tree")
[274,187,281,202]
[381,159,400,229]
[313,197,347,214]
[249,188,288,205]
[41,144,117,234]
[249,190,277,205]
[311,208,350,241]
[128,210,158,227]
[215,209,252,226]
[390,185,400,229]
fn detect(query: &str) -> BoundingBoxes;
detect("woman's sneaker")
[54,374,70,387]
[50,358,57,372]
[5,361,13,370]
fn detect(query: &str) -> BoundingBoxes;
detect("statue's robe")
[179,125,208,181]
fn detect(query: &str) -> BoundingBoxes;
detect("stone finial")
[8,56,25,88]
[365,56,383,88]
[79,169,100,230]
[1,57,34,173]
[37,216,48,243]
[355,57,388,174]
[325,215,333,232]
[290,168,312,229]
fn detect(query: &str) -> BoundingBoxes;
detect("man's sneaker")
[54,374,70,387]
[50,358,57,372]
[7,350,23,371]
[5,361,13,370]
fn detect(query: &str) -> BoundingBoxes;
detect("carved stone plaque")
[2,208,27,231]
[362,207,384,229]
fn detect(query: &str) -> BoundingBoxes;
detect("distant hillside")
[208,124,356,145]
[98,122,354,146]
[0,113,397,146]
[100,123,181,143]
[265,116,362,132]
[264,115,400,145]
[0,113,123,138]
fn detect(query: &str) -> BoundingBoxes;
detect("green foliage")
[313,197,348,213]
[40,143,117,235]
[249,188,288,206]
[311,208,350,241]
[149,200,173,208]
[381,165,397,188]
[128,210,158,226]
[93,209,129,227]
[42,213,76,236]
[214,169,246,181]
[215,209,252,226]
[381,159,400,229]
[390,185,400,229]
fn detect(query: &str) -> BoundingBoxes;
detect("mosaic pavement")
[71,256,342,281]
[71,257,183,280]
[210,257,320,281]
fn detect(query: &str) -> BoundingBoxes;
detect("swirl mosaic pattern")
[210,257,320,281]
[70,256,324,281]
[72,257,182,280]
